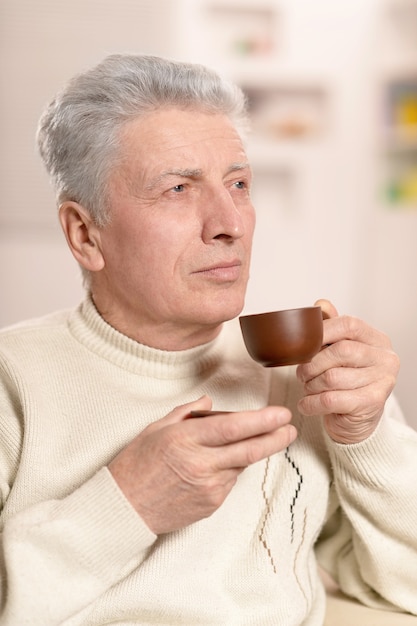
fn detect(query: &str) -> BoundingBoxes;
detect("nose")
[201,187,247,243]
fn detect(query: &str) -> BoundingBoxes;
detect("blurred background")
[1,0,416,426]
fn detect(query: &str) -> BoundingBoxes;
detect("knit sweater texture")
[0,297,416,625]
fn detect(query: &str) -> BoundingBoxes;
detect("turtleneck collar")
[67,296,234,380]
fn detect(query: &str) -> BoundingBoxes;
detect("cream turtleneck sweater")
[0,297,416,625]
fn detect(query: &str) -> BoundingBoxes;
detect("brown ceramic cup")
[239,306,323,367]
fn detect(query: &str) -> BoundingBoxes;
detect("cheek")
[100,222,145,281]
[110,223,186,286]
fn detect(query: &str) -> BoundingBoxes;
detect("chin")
[200,298,245,326]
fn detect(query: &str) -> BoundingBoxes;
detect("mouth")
[193,259,243,282]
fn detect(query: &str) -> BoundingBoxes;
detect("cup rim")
[239,305,321,321]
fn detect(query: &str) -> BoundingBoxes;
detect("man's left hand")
[296,299,400,444]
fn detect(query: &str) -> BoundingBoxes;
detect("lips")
[193,259,243,281]
[198,259,242,272]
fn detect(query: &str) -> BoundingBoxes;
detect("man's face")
[92,108,256,349]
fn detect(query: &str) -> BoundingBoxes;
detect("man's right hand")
[108,396,296,535]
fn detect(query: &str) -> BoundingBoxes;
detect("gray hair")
[37,54,249,226]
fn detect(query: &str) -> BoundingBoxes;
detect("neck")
[90,293,223,351]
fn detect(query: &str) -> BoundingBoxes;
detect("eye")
[172,184,185,193]
[231,180,251,194]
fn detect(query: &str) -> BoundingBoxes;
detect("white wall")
[0,0,175,321]
[1,0,416,426]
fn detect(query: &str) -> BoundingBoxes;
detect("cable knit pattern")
[0,297,416,625]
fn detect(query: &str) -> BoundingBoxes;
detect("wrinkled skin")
[297,299,400,444]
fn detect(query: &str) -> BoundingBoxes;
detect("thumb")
[314,298,339,320]
[158,395,213,427]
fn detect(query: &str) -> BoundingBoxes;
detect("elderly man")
[0,54,416,625]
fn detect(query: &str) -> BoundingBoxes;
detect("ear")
[59,201,105,272]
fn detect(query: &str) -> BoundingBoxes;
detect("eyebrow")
[227,162,251,175]
[145,168,202,191]
[145,162,251,191]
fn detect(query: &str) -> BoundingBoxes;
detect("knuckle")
[357,385,388,417]
[202,475,234,508]
[206,487,227,509]
[280,425,296,448]
[389,351,401,375]
[321,390,338,413]
[329,339,352,362]
[340,315,359,336]
[218,419,241,443]
[387,372,398,394]
[187,458,207,481]
[322,367,340,388]
[246,439,265,465]
[340,338,357,358]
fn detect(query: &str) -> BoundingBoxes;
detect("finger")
[303,341,399,392]
[298,331,396,385]
[189,406,293,448]
[314,300,392,352]
[314,298,339,320]
[297,384,387,420]
[149,395,213,430]
[215,423,298,469]
[322,315,392,351]
[298,352,398,416]
[298,341,386,383]
[302,363,377,395]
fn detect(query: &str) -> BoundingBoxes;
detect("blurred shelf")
[242,82,328,142]
[379,151,417,208]
[383,127,417,152]
[203,0,280,64]
[377,62,417,208]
